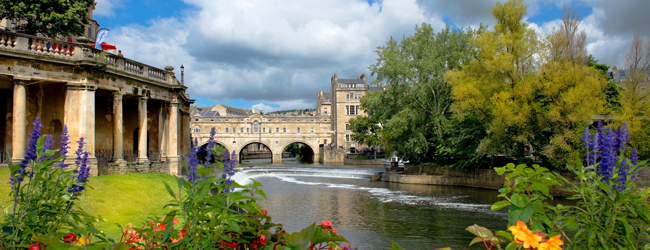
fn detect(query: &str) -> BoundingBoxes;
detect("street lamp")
[180,64,185,85]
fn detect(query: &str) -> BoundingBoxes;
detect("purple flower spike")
[205,127,216,162]
[186,138,200,185]
[57,125,70,168]
[41,134,54,162]
[630,148,639,166]
[21,117,44,178]
[71,137,90,194]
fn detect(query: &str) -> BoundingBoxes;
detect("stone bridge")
[191,113,332,163]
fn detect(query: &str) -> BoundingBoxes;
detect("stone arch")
[280,140,317,163]
[237,140,274,163]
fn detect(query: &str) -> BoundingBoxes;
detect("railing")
[0,149,9,164]
[123,150,139,163]
[148,149,161,162]
[95,149,114,167]
[0,30,181,85]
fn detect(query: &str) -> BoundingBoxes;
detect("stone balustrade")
[0,30,181,85]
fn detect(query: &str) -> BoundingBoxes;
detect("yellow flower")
[76,237,91,246]
[539,234,563,250]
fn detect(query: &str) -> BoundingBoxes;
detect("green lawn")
[0,168,178,240]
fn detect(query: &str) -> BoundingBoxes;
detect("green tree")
[0,0,96,37]
[359,23,480,163]
[588,55,620,110]
[615,31,650,159]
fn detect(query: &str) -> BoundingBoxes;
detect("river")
[237,158,508,250]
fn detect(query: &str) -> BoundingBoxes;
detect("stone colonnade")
[8,80,185,176]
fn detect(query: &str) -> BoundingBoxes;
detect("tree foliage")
[448,1,607,167]
[0,0,95,37]
[614,31,650,160]
[351,23,481,163]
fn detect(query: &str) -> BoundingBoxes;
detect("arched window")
[193,127,201,133]
[253,121,260,133]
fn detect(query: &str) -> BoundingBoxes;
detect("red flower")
[173,217,179,224]
[260,235,266,245]
[171,229,187,243]
[343,246,351,250]
[28,243,40,250]
[63,232,77,244]
[262,209,268,215]
[321,221,332,227]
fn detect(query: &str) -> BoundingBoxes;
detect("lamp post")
[180,64,185,85]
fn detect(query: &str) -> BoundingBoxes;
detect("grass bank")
[0,168,176,239]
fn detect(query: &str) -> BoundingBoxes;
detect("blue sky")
[92,0,649,112]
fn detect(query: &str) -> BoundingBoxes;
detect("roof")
[192,110,220,117]
[368,86,385,92]
[338,78,365,84]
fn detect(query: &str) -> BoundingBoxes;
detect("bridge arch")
[237,141,274,163]
[280,140,317,163]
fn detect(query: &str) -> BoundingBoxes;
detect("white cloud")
[103,0,645,109]
[94,0,126,17]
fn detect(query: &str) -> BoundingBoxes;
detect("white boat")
[382,152,409,168]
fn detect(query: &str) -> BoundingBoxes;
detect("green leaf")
[466,224,494,239]
[491,200,511,211]
[505,241,518,250]
[469,237,484,247]
[391,241,407,250]
[531,182,550,197]
[228,220,241,233]
[562,216,578,230]
[510,193,529,208]
[508,203,533,225]
[495,230,513,242]
[163,181,177,199]
[197,167,214,176]
[495,166,507,175]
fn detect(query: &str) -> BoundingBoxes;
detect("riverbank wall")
[343,158,383,165]
[380,165,650,196]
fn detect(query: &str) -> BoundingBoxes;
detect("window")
[193,127,201,133]
[226,128,229,133]
[346,134,351,141]
[263,128,266,133]
[324,128,327,133]
[311,127,314,133]
[233,128,236,133]
[345,105,359,115]
[346,123,350,130]
[240,128,244,133]
[269,127,272,133]
[297,128,301,133]
[275,141,279,145]
[195,119,199,121]
[324,139,327,145]
[246,128,250,133]
[253,121,260,133]
[324,107,328,114]
[276,128,279,133]
[283,128,287,133]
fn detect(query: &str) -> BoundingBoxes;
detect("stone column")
[11,80,26,164]
[137,97,148,163]
[167,101,180,175]
[64,84,97,175]
[112,93,124,162]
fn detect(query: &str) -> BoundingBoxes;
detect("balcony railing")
[0,30,182,86]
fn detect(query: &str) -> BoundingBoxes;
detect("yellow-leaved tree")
[447,0,608,167]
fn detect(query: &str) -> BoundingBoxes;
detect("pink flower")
[321,221,332,227]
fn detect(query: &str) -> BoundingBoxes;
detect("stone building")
[190,72,382,163]
[0,30,194,176]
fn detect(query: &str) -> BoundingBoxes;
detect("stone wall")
[343,158,382,165]
[320,147,345,163]
[97,161,169,175]
[383,165,650,196]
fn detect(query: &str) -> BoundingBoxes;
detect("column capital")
[113,92,124,98]
[139,96,149,101]
[12,79,27,86]
[66,84,96,92]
